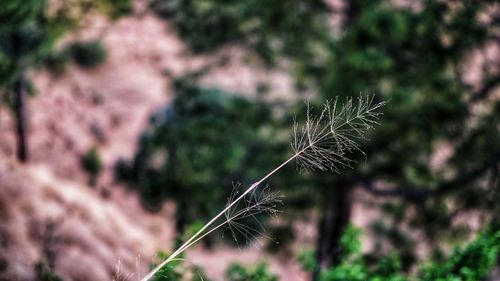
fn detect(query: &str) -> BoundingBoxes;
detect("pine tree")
[0,0,132,162]
[0,0,50,162]
[307,1,499,276]
[145,0,499,276]
[118,78,299,237]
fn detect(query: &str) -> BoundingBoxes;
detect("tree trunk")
[175,201,188,236]
[13,71,29,162]
[313,184,353,280]
[312,2,359,279]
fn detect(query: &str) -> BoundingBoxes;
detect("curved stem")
[141,149,305,281]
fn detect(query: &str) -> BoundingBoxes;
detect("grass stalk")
[140,96,386,281]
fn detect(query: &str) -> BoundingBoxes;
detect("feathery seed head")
[292,95,387,172]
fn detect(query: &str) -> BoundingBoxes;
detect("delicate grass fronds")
[293,96,387,172]
[223,182,283,248]
[113,258,133,281]
[140,96,386,281]
[113,254,143,281]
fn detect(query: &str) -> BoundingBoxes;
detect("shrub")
[226,263,278,281]
[68,40,107,69]
[149,0,328,65]
[150,252,210,281]
[81,147,102,186]
[299,226,500,281]
[118,79,293,230]
[106,0,133,19]
[419,230,500,281]
[44,50,69,76]
[34,260,63,281]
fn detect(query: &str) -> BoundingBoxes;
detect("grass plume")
[140,96,386,281]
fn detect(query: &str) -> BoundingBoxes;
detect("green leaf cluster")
[149,0,329,65]
[150,227,500,280]
[306,226,500,281]
[68,40,107,69]
[420,231,500,281]
[117,78,301,238]
[0,0,49,86]
[226,263,278,281]
[81,147,103,186]
[138,0,500,262]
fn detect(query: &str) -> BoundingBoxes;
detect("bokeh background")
[0,0,499,280]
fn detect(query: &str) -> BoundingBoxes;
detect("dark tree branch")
[359,179,431,201]
[13,70,29,162]
[359,155,500,201]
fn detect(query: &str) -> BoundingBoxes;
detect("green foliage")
[34,260,64,281]
[151,252,183,281]
[149,254,276,281]
[308,0,499,210]
[181,220,204,244]
[149,0,329,65]
[0,0,48,86]
[149,228,499,281]
[0,0,81,79]
[338,225,362,261]
[311,226,500,281]
[319,225,376,281]
[44,50,70,76]
[0,0,129,86]
[148,227,499,281]
[298,249,317,272]
[137,0,500,275]
[226,263,277,281]
[0,52,16,87]
[68,40,107,69]
[81,147,103,186]
[151,0,499,252]
[419,230,500,281]
[0,0,46,31]
[118,77,302,237]
[104,0,134,19]
[151,252,210,281]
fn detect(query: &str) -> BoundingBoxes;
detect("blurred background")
[0,0,499,280]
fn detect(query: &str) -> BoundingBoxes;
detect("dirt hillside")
[0,8,302,281]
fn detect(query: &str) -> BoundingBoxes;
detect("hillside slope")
[0,9,300,281]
